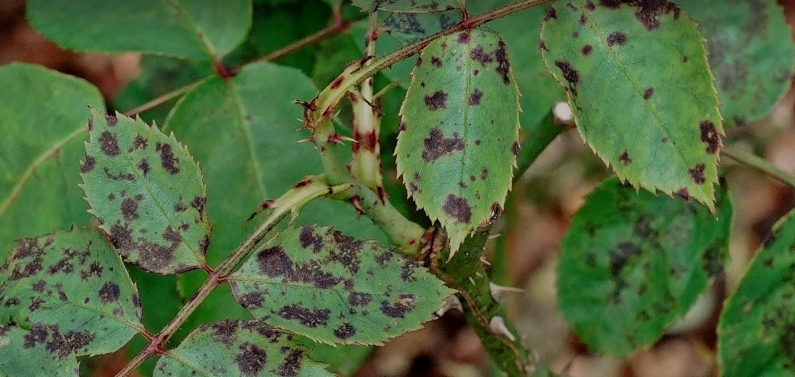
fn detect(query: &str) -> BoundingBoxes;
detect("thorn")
[434,295,463,317]
[488,316,516,342]
[488,233,502,240]
[350,195,364,216]
[328,134,356,144]
[298,137,315,143]
[479,256,491,266]
[489,282,524,300]
[376,186,387,204]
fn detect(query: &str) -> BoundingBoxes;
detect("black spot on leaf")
[105,113,118,126]
[155,142,180,175]
[586,1,596,10]
[348,291,373,306]
[643,87,655,99]
[619,150,632,165]
[676,188,690,200]
[401,260,419,282]
[424,90,448,110]
[495,39,511,85]
[98,282,120,303]
[554,60,580,95]
[543,7,557,21]
[278,304,330,328]
[699,120,720,154]
[610,242,641,276]
[121,198,139,221]
[333,323,356,339]
[209,320,238,347]
[277,349,304,377]
[98,131,120,156]
[457,32,469,44]
[431,56,442,67]
[137,159,150,176]
[236,342,267,376]
[599,0,620,9]
[606,31,627,46]
[299,226,324,253]
[238,292,264,309]
[581,45,593,55]
[80,155,95,173]
[470,46,494,66]
[23,323,95,359]
[422,128,464,161]
[442,194,472,223]
[468,89,483,105]
[380,294,416,318]
[258,246,293,277]
[689,163,706,184]
[129,135,148,152]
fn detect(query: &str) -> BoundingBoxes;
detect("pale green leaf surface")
[229,225,454,345]
[540,1,722,209]
[397,30,519,251]
[352,0,463,12]
[0,325,78,377]
[163,63,387,336]
[305,342,372,376]
[81,109,210,274]
[679,0,795,127]
[0,228,142,357]
[154,320,333,377]
[0,63,103,262]
[27,0,252,60]
[718,210,795,377]
[558,178,732,355]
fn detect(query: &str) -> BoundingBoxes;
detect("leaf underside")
[680,0,795,127]
[0,228,142,359]
[154,319,333,377]
[557,178,732,355]
[718,210,795,377]
[540,0,723,210]
[397,30,519,252]
[26,0,252,60]
[229,225,453,345]
[81,108,210,274]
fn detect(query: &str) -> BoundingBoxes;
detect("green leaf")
[154,320,333,377]
[0,63,104,262]
[0,325,79,376]
[679,0,795,127]
[229,225,454,345]
[540,1,723,209]
[352,0,463,12]
[397,30,519,252]
[0,227,142,357]
[304,342,372,376]
[467,1,564,133]
[718,210,795,376]
[163,62,387,336]
[80,108,210,274]
[26,0,252,61]
[557,178,732,355]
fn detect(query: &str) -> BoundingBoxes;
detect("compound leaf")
[26,0,251,61]
[397,30,519,252]
[352,0,464,13]
[540,1,722,209]
[680,0,795,127]
[81,108,210,274]
[0,325,78,376]
[558,178,732,355]
[0,63,104,262]
[154,320,332,377]
[718,210,795,376]
[0,227,142,358]
[229,225,454,345]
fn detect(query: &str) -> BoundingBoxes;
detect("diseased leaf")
[467,1,564,132]
[0,325,79,376]
[397,30,519,252]
[163,62,387,337]
[540,1,723,209]
[352,0,463,13]
[229,225,454,345]
[26,0,252,60]
[154,320,333,377]
[557,178,732,355]
[0,63,104,262]
[679,0,795,127]
[0,228,142,357]
[81,108,210,274]
[718,210,795,376]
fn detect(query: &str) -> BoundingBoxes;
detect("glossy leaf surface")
[229,225,453,345]
[718,210,795,376]
[540,1,723,209]
[155,320,333,377]
[680,0,795,127]
[81,109,210,274]
[0,64,103,261]
[0,228,142,358]
[558,178,732,355]
[27,0,251,60]
[397,30,519,251]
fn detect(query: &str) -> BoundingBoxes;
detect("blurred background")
[1,0,794,376]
